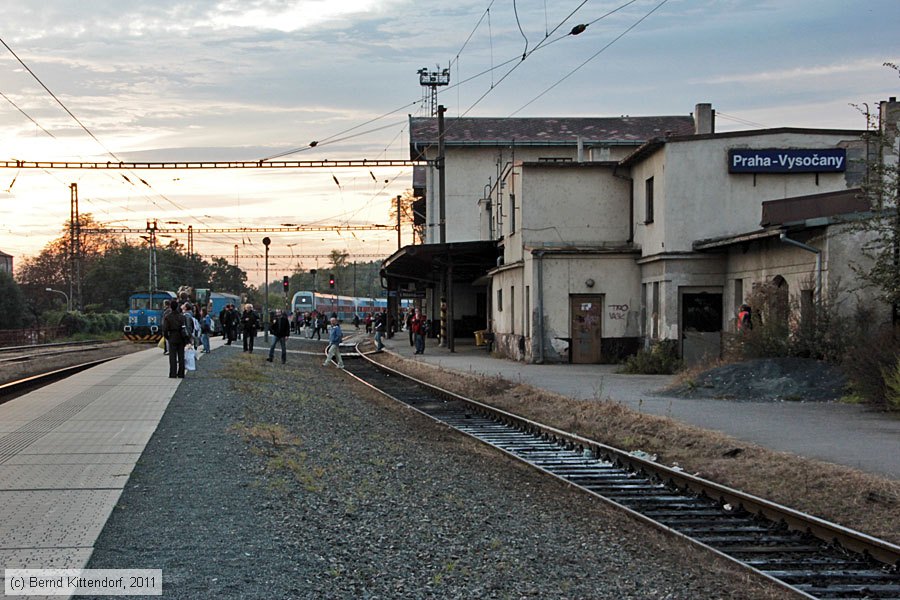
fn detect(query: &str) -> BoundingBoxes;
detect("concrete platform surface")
[380,333,900,480]
[0,342,214,597]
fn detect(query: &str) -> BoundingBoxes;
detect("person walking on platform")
[241,303,260,353]
[267,309,291,363]
[323,316,344,368]
[200,308,212,353]
[162,300,187,378]
[373,312,385,352]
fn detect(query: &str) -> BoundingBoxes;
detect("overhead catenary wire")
[0,35,123,163]
[0,37,241,245]
[509,0,671,117]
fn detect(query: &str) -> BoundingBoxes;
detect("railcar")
[290,290,401,321]
[124,290,177,342]
[207,292,242,333]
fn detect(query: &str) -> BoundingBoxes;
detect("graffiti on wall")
[608,303,629,321]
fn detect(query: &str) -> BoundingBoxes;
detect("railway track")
[343,348,900,600]
[0,339,114,364]
[0,357,117,404]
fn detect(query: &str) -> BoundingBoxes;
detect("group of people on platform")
[161,299,212,378]
[163,299,431,378]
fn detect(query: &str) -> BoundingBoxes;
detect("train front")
[124,292,174,342]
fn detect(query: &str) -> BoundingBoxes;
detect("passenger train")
[290,290,407,321]
[125,289,243,342]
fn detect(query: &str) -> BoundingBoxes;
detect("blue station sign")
[728,148,846,174]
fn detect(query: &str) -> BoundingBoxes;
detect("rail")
[343,346,900,599]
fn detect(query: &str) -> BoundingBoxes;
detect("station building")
[383,99,899,364]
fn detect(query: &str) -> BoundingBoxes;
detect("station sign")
[728,148,846,174]
[399,290,426,299]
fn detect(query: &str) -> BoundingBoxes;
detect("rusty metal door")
[570,295,603,364]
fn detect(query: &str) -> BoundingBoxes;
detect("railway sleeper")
[764,568,900,583]
[792,582,900,597]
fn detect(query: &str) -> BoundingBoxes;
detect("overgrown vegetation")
[618,339,682,374]
[725,278,900,410]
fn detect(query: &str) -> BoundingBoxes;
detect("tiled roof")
[409,116,695,148]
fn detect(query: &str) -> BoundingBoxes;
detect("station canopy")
[381,240,498,287]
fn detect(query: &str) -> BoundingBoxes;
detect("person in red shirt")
[412,310,427,354]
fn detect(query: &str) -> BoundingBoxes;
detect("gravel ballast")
[85,339,790,599]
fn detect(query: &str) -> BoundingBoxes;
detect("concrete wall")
[631,132,862,256]
[639,253,727,342]
[519,165,631,248]
[490,252,641,362]
[421,143,642,244]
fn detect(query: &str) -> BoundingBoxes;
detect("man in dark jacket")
[241,303,260,353]
[266,309,291,363]
[162,300,187,378]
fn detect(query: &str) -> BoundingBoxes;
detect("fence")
[0,327,67,347]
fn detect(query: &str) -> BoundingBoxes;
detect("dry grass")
[374,352,900,545]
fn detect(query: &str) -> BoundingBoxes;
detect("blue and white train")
[124,290,178,342]
[290,290,403,321]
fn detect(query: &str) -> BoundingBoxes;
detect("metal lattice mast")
[417,66,450,117]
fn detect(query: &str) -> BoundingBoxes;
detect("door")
[570,295,603,364]
[681,289,723,366]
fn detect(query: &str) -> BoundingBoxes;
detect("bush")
[619,339,682,374]
[883,356,900,412]
[844,326,900,411]
[56,311,127,336]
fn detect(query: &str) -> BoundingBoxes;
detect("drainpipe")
[534,250,545,364]
[779,233,821,305]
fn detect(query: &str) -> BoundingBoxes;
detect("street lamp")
[45,287,70,312]
[262,237,271,343]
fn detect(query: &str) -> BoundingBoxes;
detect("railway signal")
[329,274,335,289]
[282,275,290,293]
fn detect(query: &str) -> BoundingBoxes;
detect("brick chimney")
[879,97,900,154]
[694,103,715,135]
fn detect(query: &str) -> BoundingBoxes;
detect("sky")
[0,0,897,283]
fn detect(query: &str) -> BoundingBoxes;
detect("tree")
[17,216,251,314]
[389,189,424,245]
[329,249,350,270]
[0,270,26,329]
[206,257,247,294]
[852,66,900,323]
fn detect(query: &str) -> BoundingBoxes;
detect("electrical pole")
[69,183,81,312]
[438,104,446,244]
[263,237,271,343]
[397,195,402,250]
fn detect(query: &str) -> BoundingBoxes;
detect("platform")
[0,343,214,595]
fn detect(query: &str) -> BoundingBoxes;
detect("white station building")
[382,99,899,364]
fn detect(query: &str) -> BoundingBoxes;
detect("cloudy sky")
[0,0,897,280]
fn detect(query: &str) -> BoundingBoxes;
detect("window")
[497,288,503,312]
[511,286,515,334]
[644,176,654,224]
[640,283,647,337]
[525,286,530,337]
[509,194,516,235]
[734,279,744,315]
[651,281,660,339]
